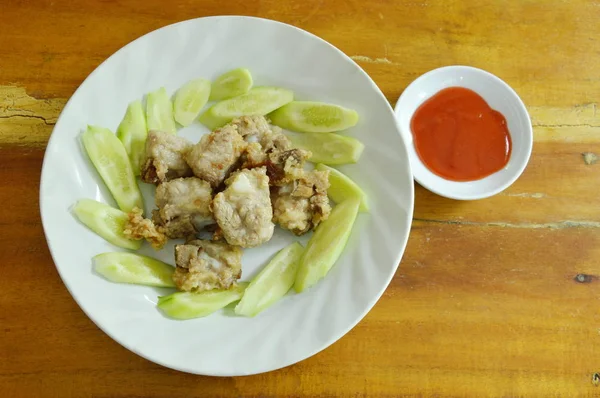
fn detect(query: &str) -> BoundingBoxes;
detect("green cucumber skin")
[286,131,365,165]
[173,78,211,127]
[117,100,148,176]
[82,125,144,213]
[200,87,294,130]
[209,68,253,101]
[146,87,177,134]
[158,283,249,320]
[315,164,369,213]
[269,101,359,133]
[234,242,304,317]
[73,199,141,250]
[93,252,175,288]
[294,198,360,292]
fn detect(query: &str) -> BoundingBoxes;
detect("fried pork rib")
[184,124,247,188]
[272,169,331,235]
[141,130,193,184]
[232,116,311,185]
[123,207,168,250]
[173,239,242,292]
[212,167,274,248]
[153,177,214,239]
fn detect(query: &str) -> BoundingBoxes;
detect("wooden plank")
[1,147,600,397]
[2,0,600,396]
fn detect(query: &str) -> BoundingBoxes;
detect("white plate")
[39,16,414,376]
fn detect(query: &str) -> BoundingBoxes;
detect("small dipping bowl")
[395,65,533,200]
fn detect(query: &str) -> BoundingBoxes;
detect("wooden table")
[1,1,599,397]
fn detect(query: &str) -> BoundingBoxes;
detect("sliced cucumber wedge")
[315,164,369,212]
[146,87,177,134]
[269,101,359,133]
[199,86,293,130]
[209,68,253,101]
[82,125,144,213]
[235,242,304,317]
[285,131,364,165]
[116,99,147,176]
[72,199,141,250]
[173,78,211,127]
[294,198,360,292]
[93,252,175,287]
[158,283,249,320]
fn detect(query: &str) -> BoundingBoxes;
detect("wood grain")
[1,0,600,397]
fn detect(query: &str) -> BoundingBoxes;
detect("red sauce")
[410,87,512,181]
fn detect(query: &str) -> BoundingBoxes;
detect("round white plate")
[39,16,414,376]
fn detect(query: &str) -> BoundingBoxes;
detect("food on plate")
[269,101,359,133]
[146,87,177,135]
[262,148,311,186]
[116,99,147,176]
[212,167,275,248]
[315,163,369,212]
[173,78,211,127]
[272,169,331,236]
[153,177,214,239]
[209,67,253,101]
[231,115,310,184]
[294,198,360,293]
[77,68,367,319]
[235,242,304,317]
[82,125,144,213]
[72,199,142,250]
[185,123,247,188]
[123,207,167,249]
[233,115,291,155]
[173,239,242,292]
[141,130,193,185]
[285,131,364,165]
[93,252,175,287]
[199,86,294,130]
[158,282,248,320]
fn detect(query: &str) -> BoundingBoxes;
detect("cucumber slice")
[269,101,359,133]
[82,125,144,213]
[158,283,249,320]
[294,198,360,292]
[199,86,294,130]
[315,164,369,213]
[146,87,177,134]
[235,242,304,317]
[198,109,226,131]
[285,131,364,165]
[173,78,211,127]
[93,252,175,287]
[209,68,253,101]
[116,99,147,176]
[72,199,141,250]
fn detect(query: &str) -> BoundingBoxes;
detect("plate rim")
[39,15,415,376]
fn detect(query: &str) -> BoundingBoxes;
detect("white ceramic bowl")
[394,65,532,200]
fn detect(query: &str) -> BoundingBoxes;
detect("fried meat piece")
[232,115,290,154]
[153,177,214,239]
[173,239,242,292]
[272,169,331,235]
[141,130,193,184]
[123,207,168,249]
[232,116,310,185]
[212,167,274,248]
[185,124,247,188]
[264,148,311,186]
